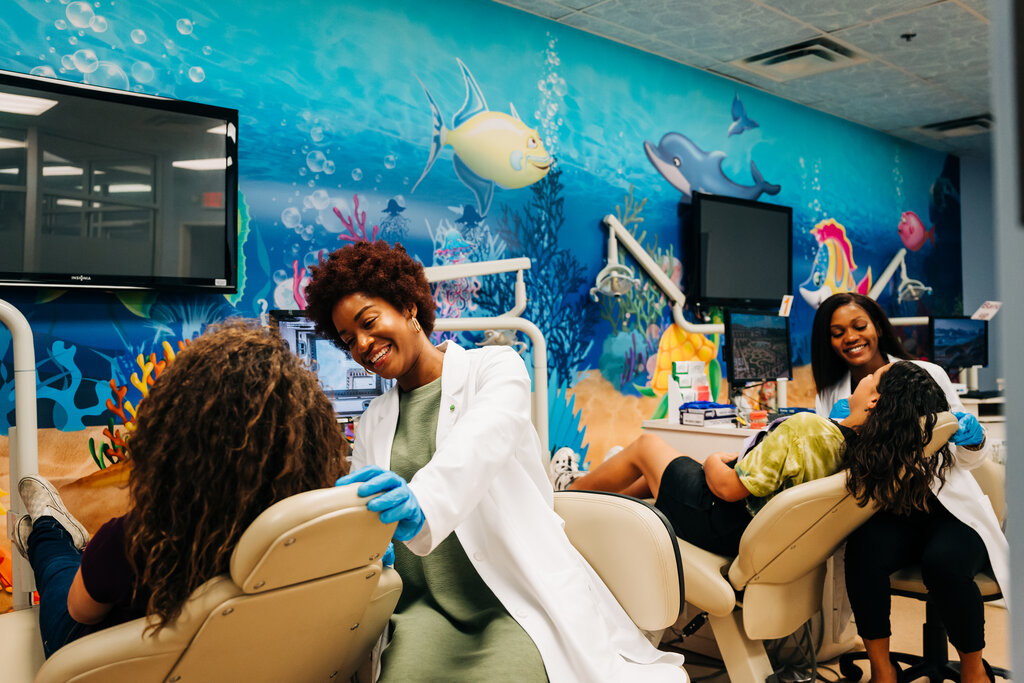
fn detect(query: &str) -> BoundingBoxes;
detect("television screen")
[930,317,988,371]
[683,192,792,309]
[270,310,395,419]
[724,309,792,385]
[0,69,238,291]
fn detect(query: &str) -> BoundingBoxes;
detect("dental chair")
[838,456,1011,682]
[675,411,959,683]
[31,483,402,683]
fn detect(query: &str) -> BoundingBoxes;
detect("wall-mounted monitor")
[682,192,792,310]
[270,310,394,420]
[723,309,792,386]
[929,316,988,371]
[0,69,238,291]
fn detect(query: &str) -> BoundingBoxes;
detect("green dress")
[378,377,547,682]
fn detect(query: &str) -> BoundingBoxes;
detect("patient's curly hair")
[123,319,348,633]
[844,361,953,515]
[304,241,436,348]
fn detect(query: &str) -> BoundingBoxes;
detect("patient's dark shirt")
[79,516,147,635]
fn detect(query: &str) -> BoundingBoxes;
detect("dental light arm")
[600,215,724,335]
[0,298,39,610]
[866,248,929,327]
[423,258,548,455]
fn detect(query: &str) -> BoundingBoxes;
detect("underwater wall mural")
[0,0,962,468]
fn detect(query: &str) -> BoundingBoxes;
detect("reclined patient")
[11,320,348,657]
[550,361,983,557]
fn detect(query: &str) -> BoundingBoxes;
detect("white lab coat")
[815,357,1009,602]
[353,341,688,682]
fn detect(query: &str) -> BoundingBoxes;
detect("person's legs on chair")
[567,433,684,498]
[27,517,89,657]
[919,506,989,683]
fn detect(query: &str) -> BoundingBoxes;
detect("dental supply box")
[680,405,737,427]
[666,361,710,422]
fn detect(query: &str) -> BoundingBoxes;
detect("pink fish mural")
[799,218,873,309]
[897,211,935,251]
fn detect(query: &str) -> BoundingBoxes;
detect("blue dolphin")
[643,132,780,203]
[727,93,759,137]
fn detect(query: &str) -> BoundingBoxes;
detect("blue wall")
[0,0,962,442]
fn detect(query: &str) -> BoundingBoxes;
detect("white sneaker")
[18,475,89,550]
[549,447,584,491]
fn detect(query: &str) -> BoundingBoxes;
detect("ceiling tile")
[834,2,990,80]
[556,0,605,9]
[581,0,820,62]
[492,0,576,20]
[758,0,932,32]
[957,0,989,19]
[929,64,991,109]
[559,11,664,49]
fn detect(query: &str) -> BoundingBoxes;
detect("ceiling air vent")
[728,37,866,82]
[917,114,992,138]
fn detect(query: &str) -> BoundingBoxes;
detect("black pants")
[654,456,752,556]
[844,499,988,653]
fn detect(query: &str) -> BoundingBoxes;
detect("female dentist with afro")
[304,240,687,682]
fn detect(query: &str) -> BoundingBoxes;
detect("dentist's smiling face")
[332,293,424,389]
[829,303,882,370]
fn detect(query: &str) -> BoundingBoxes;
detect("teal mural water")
[0,0,960,441]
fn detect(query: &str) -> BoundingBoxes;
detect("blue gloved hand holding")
[382,542,395,568]
[829,398,851,420]
[336,465,425,542]
[951,411,985,446]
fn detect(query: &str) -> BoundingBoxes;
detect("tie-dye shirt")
[733,412,848,516]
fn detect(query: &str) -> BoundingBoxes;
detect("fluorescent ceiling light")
[0,137,26,149]
[56,198,83,207]
[107,183,152,193]
[0,92,58,116]
[172,157,227,171]
[0,167,19,175]
[43,165,83,176]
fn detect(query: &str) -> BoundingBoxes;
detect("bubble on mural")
[71,48,99,73]
[323,160,335,174]
[131,61,155,83]
[310,125,325,143]
[176,18,194,35]
[272,268,289,284]
[188,66,205,83]
[384,153,397,169]
[30,65,58,78]
[310,189,330,210]
[84,61,129,90]
[65,1,94,29]
[351,168,362,181]
[54,19,67,30]
[281,206,302,228]
[306,150,326,173]
[130,28,147,44]
[89,15,108,33]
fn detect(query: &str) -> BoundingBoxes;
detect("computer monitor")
[682,193,793,310]
[723,309,792,386]
[269,309,394,419]
[929,316,988,372]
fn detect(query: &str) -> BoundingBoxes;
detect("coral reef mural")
[0,0,960,458]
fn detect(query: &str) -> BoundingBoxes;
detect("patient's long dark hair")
[844,361,953,515]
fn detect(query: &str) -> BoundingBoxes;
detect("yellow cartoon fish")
[799,218,872,309]
[412,58,552,216]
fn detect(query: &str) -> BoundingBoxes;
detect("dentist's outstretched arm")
[337,465,425,541]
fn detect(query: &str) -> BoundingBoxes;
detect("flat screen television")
[929,316,988,371]
[682,192,792,310]
[270,310,395,420]
[0,69,238,291]
[723,309,792,386]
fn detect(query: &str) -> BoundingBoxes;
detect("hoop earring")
[409,317,422,333]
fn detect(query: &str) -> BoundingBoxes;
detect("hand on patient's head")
[829,399,851,420]
[951,411,984,446]
[336,465,425,541]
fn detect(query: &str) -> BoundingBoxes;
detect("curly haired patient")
[11,320,349,658]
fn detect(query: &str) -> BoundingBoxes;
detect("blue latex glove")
[335,465,425,542]
[951,411,984,446]
[829,398,851,421]
[382,542,395,568]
